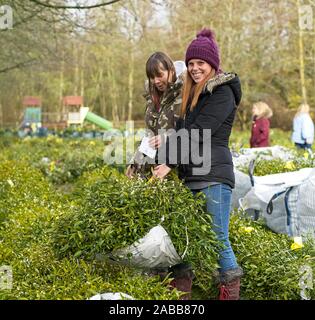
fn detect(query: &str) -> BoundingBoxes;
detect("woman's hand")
[149,135,162,149]
[153,164,171,180]
[125,165,135,178]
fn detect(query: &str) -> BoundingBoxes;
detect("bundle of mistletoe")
[0,164,180,300]
[53,167,220,292]
[238,155,314,176]
[230,213,315,300]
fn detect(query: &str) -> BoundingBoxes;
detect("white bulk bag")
[111,225,182,269]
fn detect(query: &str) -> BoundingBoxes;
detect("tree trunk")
[107,57,120,124]
[296,0,308,104]
[99,68,107,118]
[74,43,79,96]
[112,80,120,124]
[59,49,65,122]
[127,49,134,121]
[238,79,250,131]
[226,0,234,70]
[0,102,3,128]
[80,45,86,99]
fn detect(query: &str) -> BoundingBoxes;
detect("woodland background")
[0,0,314,130]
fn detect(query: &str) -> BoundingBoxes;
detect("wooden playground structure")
[21,95,113,131]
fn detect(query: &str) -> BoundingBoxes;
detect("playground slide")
[81,107,113,130]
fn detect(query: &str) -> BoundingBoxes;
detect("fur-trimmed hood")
[204,72,242,106]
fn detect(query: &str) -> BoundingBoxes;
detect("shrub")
[0,161,51,224]
[0,137,106,184]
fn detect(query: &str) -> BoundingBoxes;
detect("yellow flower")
[284,161,295,170]
[304,152,309,160]
[147,176,156,184]
[50,161,56,172]
[291,242,304,250]
[89,141,96,146]
[242,226,255,233]
[291,237,304,250]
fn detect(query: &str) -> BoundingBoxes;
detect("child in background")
[250,101,273,148]
[291,103,314,151]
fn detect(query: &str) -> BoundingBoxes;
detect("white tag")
[294,236,303,246]
[139,137,157,159]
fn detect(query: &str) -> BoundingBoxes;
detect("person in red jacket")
[250,101,273,148]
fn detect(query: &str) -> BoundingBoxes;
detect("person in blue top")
[291,103,314,150]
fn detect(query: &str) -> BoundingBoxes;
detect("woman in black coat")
[154,28,243,300]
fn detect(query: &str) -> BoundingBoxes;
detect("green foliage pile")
[0,161,180,300]
[1,137,315,300]
[0,235,180,300]
[238,154,314,176]
[0,161,51,224]
[230,214,315,300]
[53,166,220,293]
[0,137,106,184]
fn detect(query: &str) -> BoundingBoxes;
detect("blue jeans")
[295,142,312,150]
[192,184,239,273]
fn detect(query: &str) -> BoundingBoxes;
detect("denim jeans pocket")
[221,184,232,204]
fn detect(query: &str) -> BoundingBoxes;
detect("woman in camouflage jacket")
[126,52,184,178]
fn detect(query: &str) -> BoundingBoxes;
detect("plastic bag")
[174,60,186,77]
[232,169,252,209]
[111,225,182,269]
[239,168,315,238]
[89,292,134,300]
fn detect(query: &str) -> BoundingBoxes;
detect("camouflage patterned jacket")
[144,75,183,136]
[132,74,183,175]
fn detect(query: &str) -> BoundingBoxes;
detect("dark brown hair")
[146,52,176,108]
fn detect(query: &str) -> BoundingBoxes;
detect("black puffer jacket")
[165,73,242,188]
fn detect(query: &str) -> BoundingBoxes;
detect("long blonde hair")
[295,103,310,118]
[253,101,273,119]
[180,69,216,118]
